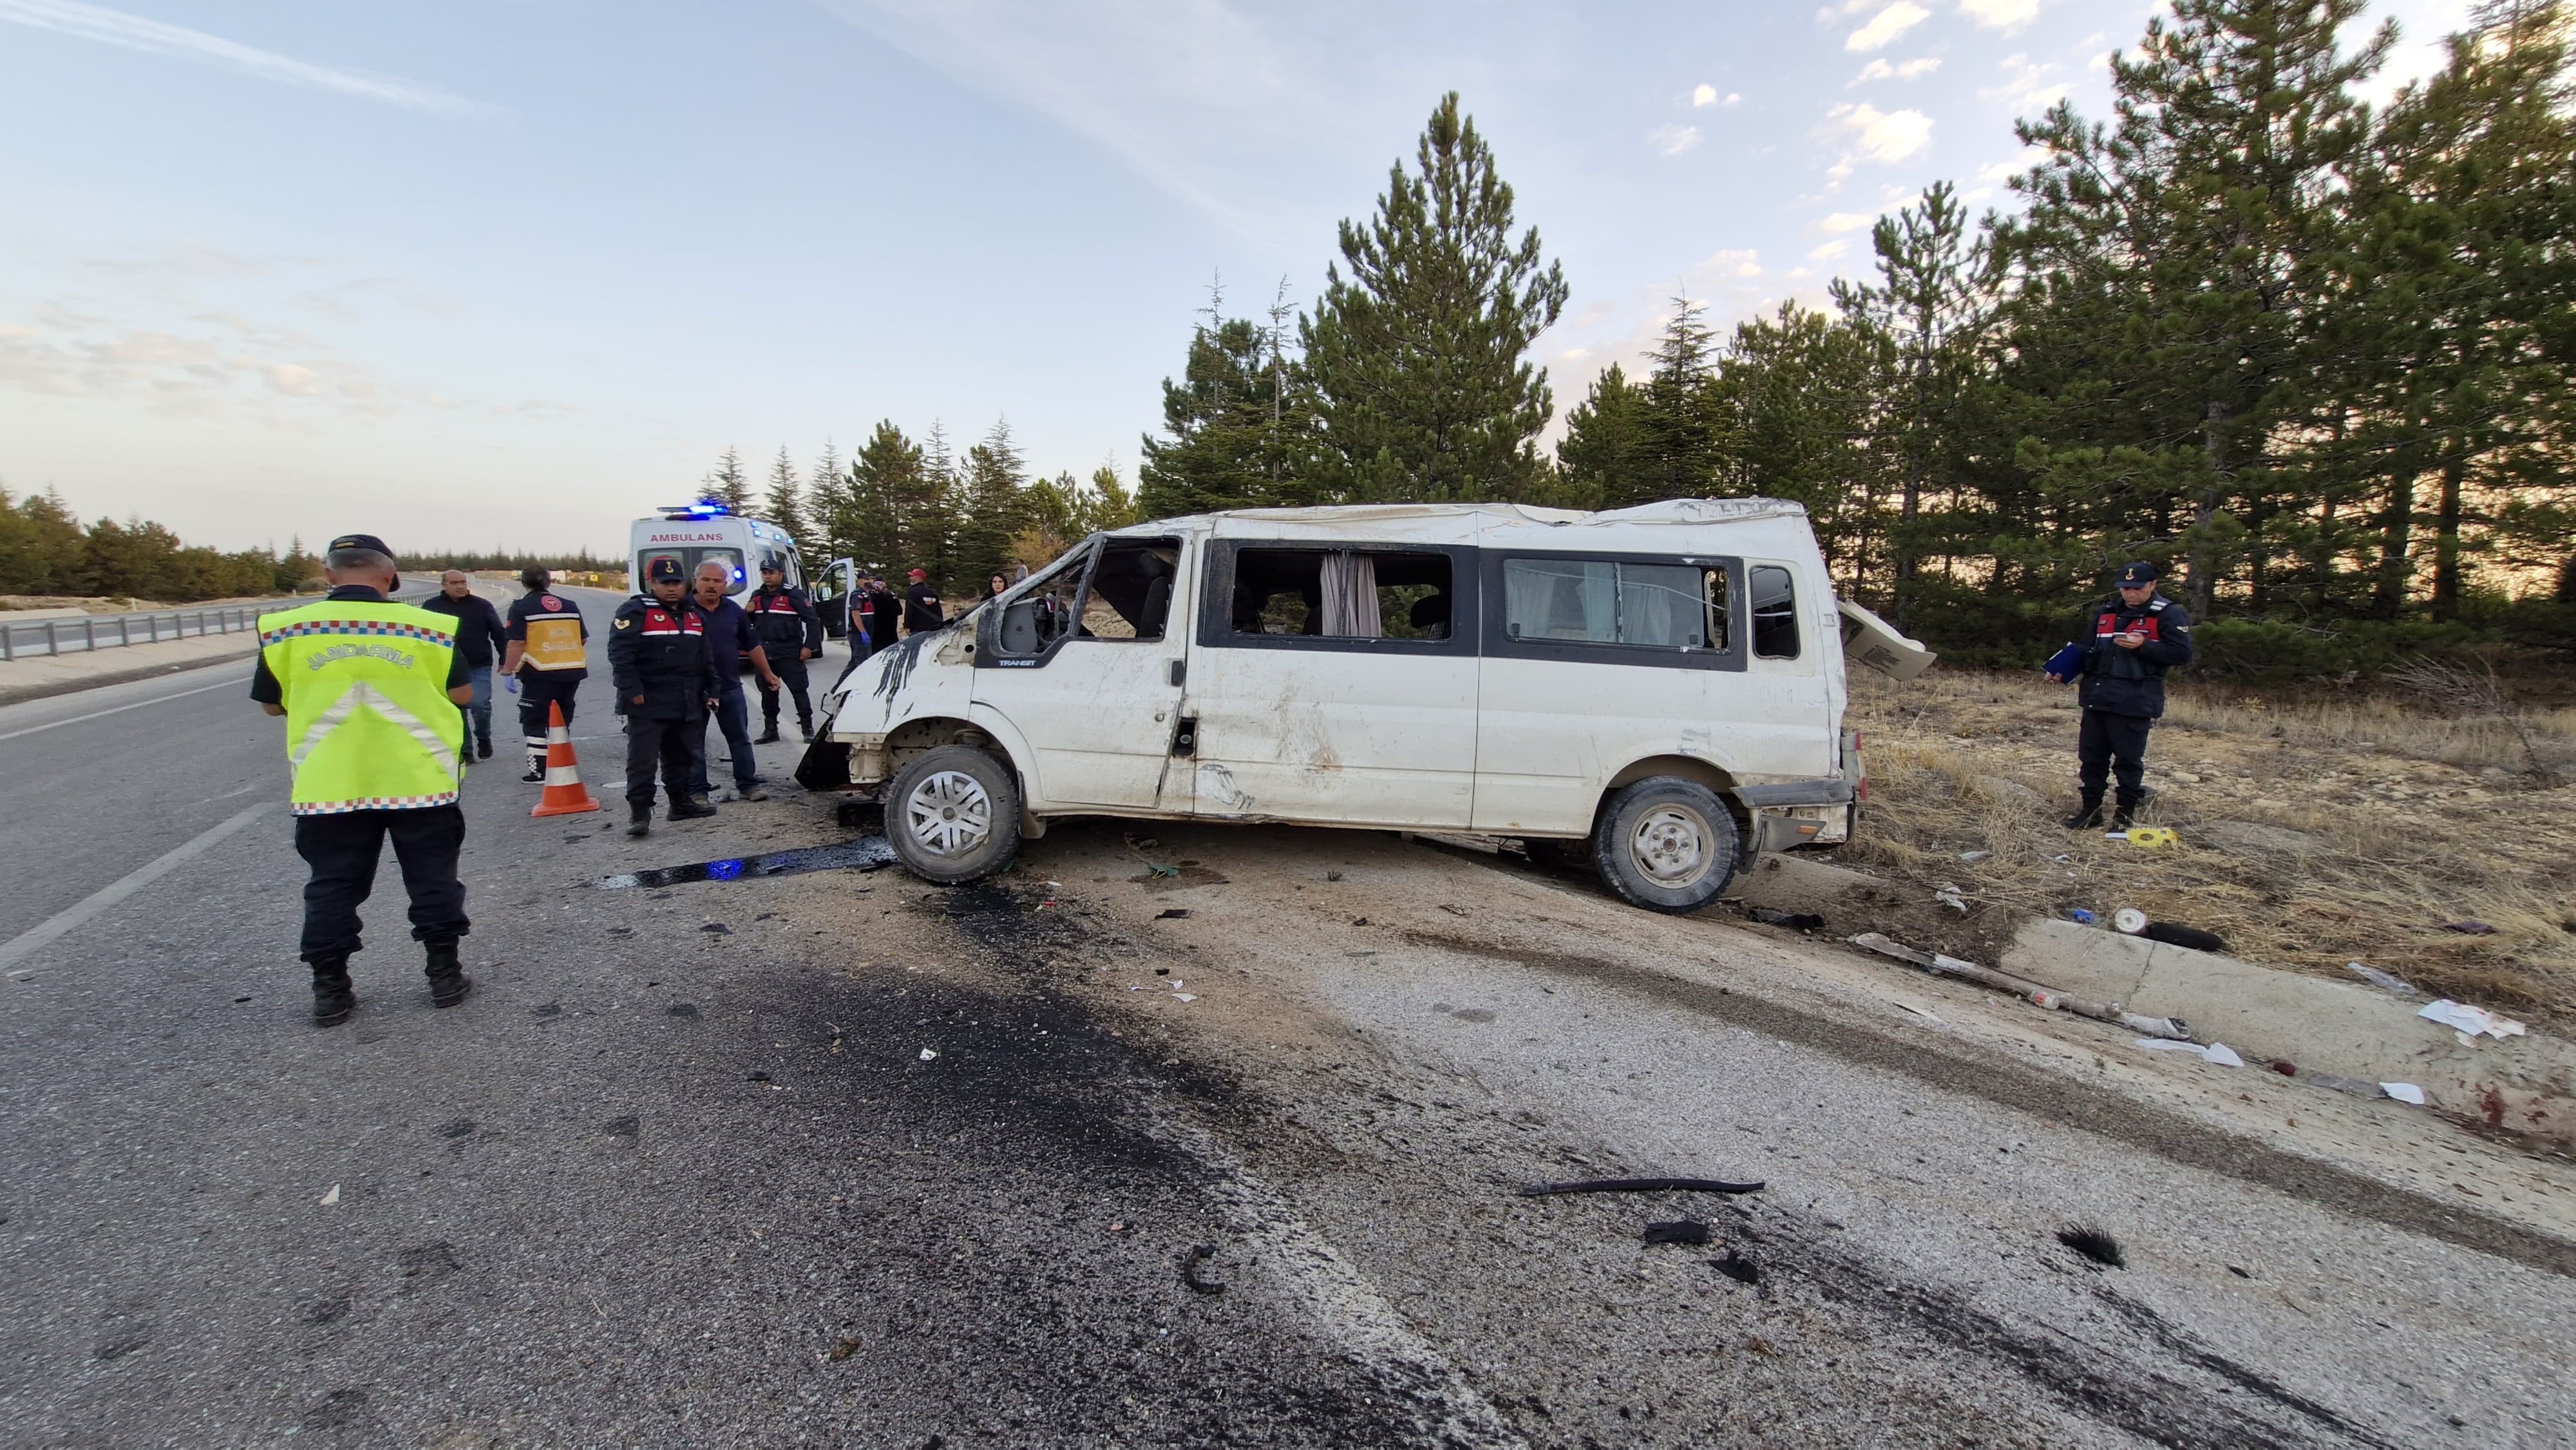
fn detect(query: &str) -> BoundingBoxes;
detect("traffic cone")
[531,702,601,816]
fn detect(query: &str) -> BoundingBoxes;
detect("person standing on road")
[609,557,719,838]
[419,570,506,765]
[902,567,945,636]
[501,567,589,782]
[252,534,477,1026]
[746,556,824,743]
[2047,561,2194,830]
[687,560,775,804]
[857,572,900,654]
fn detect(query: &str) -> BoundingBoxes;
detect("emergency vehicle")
[629,504,809,605]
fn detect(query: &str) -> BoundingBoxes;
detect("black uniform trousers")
[518,670,582,762]
[759,656,812,731]
[625,712,705,807]
[294,805,469,964]
[2077,708,2154,806]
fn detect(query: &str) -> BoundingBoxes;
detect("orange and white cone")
[531,702,600,816]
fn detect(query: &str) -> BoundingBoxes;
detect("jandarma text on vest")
[302,643,418,671]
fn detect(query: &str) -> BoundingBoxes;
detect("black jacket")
[2072,592,2193,718]
[857,586,900,648]
[606,595,716,719]
[419,591,507,668]
[746,585,824,656]
[902,581,945,636]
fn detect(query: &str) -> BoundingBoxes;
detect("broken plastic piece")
[1642,1221,1712,1245]
[1180,1243,1226,1295]
[2381,1082,2427,1106]
[2441,920,2498,936]
[1155,908,1191,919]
[1517,1176,1765,1198]
[2345,962,2421,998]
[2113,907,2146,934]
[2136,1039,2243,1066]
[2418,999,2526,1041]
[2138,921,2228,953]
[1713,1248,1760,1285]
[1934,883,1969,913]
[1750,907,1824,930]
[2056,1225,2125,1268]
[918,1048,938,1062]
[2069,909,2099,925]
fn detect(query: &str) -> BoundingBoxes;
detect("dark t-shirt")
[417,591,506,668]
[902,582,945,635]
[697,596,762,682]
[250,585,471,704]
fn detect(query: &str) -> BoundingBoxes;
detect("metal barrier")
[0,603,272,661]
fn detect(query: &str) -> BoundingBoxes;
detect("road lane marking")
[0,677,243,744]
[0,803,271,974]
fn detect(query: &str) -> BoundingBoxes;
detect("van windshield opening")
[1230,549,1452,639]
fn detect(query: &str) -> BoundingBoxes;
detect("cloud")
[1817,211,1876,233]
[1692,82,1717,106]
[0,0,486,113]
[1982,53,2069,114]
[1807,240,1850,261]
[1845,2,1929,52]
[1823,102,1935,167]
[1649,122,1703,156]
[1852,56,1940,83]
[1958,0,2041,29]
[265,363,320,397]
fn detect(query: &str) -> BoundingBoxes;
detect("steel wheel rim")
[1629,804,1712,887]
[905,769,992,857]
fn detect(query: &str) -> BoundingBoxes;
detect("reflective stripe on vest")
[259,601,464,815]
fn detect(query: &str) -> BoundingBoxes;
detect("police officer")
[746,555,825,742]
[2049,561,2194,829]
[609,556,719,837]
[252,534,477,1026]
[501,566,589,782]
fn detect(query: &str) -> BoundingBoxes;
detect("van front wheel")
[1592,778,1739,914]
[887,744,1023,885]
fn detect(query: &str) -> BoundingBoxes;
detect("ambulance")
[629,504,812,603]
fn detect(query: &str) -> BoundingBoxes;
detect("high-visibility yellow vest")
[258,599,464,814]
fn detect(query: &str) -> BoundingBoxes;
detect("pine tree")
[1710,305,1882,579]
[762,446,811,563]
[1140,278,1321,518]
[916,421,965,585]
[850,421,934,578]
[1302,92,1569,502]
[1086,464,1141,530]
[951,419,1028,590]
[1553,364,1644,511]
[701,446,755,514]
[809,438,851,561]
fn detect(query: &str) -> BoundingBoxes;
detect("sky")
[0,0,2475,556]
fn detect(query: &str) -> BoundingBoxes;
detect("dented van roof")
[1112,498,1817,551]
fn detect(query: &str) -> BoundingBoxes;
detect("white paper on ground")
[2381,1082,2427,1105]
[2136,1039,2244,1066]
[2418,999,2527,1040]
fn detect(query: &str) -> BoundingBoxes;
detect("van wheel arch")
[886,717,1019,782]
[1600,754,1749,834]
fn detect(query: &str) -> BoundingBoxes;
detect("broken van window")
[1503,559,1726,650]
[1751,565,1799,659]
[1079,541,1179,641]
[1231,549,1452,641]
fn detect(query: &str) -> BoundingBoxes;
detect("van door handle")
[1168,659,1186,686]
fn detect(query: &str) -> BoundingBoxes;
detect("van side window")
[1080,542,1179,641]
[1750,565,1799,659]
[1232,549,1452,641]
[1503,559,1724,650]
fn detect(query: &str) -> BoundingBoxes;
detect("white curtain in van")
[1319,551,1381,637]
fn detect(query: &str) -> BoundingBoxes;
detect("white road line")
[0,803,271,974]
[0,677,243,744]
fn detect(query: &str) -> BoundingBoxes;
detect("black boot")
[670,795,719,820]
[2111,796,2141,830]
[799,720,815,743]
[477,736,493,760]
[627,802,652,838]
[754,725,781,744]
[311,957,356,1027]
[425,938,471,1008]
[2061,797,2103,830]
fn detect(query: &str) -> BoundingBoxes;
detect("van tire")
[1591,778,1739,914]
[887,744,1022,885]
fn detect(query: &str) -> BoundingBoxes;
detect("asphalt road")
[3,579,2570,1447]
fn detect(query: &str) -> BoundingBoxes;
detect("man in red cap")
[900,567,945,637]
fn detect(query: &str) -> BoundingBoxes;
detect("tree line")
[1137,1,2576,673]
[693,424,1141,593]
[0,486,313,602]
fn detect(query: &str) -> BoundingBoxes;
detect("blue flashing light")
[656,502,734,520]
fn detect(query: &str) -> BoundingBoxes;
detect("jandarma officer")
[746,554,825,744]
[2047,561,2194,830]
[608,556,719,838]
[252,534,477,1027]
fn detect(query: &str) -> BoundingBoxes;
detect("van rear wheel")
[887,744,1022,885]
[1591,778,1739,914]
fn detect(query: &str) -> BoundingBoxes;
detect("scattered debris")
[666,1003,698,1018]
[1749,907,1825,930]
[699,923,732,935]
[1849,933,2190,1039]
[2056,1225,2125,1268]
[1712,1249,1761,1285]
[2381,1082,2428,1106]
[1180,1243,1226,1295]
[2069,909,2099,925]
[2114,907,2146,934]
[828,1336,864,1361]
[2228,1265,2253,1279]
[2301,1072,2381,1097]
[1439,903,1471,916]
[918,1048,938,1062]
[1890,1000,1944,1023]
[2441,920,2499,936]
[1517,1176,1765,1198]
[2137,921,2228,954]
[1325,871,1344,881]
[598,838,896,889]
[2118,826,2180,849]
[1958,850,1993,862]
[318,1184,340,1207]
[1155,909,1191,920]
[1934,883,1969,913]
[2137,1039,2244,1067]
[1642,1221,1713,1246]
[2418,999,2526,1042]
[1173,993,1197,1003]
[2345,962,2422,998]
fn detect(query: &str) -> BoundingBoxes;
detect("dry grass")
[1842,668,2576,1026]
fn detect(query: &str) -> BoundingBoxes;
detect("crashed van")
[804,500,1932,913]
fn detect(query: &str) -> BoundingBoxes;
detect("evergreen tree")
[849,420,936,578]
[1086,464,1142,530]
[916,420,965,585]
[1553,364,1644,511]
[951,419,1028,588]
[1710,304,1882,578]
[1302,92,1569,502]
[762,446,812,561]
[1140,278,1321,518]
[808,438,851,561]
[700,446,755,514]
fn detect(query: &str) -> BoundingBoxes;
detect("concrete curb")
[1735,852,2575,1152]
[0,642,258,709]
